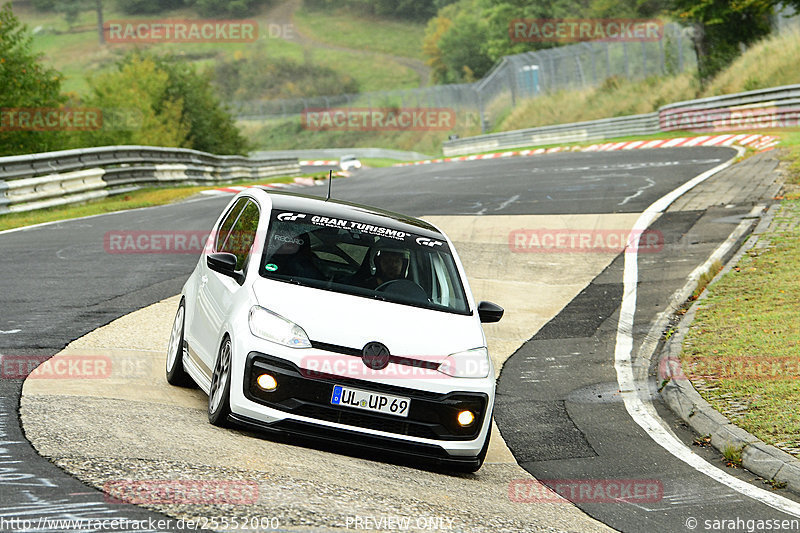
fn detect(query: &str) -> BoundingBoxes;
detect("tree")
[81,55,190,148]
[81,52,248,154]
[672,0,800,81]
[192,0,271,18]
[422,0,494,83]
[151,55,249,154]
[0,3,66,156]
[212,49,360,101]
[423,15,454,83]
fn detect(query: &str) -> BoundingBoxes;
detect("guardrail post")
[0,180,9,215]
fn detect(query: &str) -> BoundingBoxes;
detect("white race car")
[166,188,503,471]
[339,154,362,171]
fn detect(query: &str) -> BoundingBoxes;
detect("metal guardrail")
[443,113,659,156]
[0,146,300,214]
[443,83,800,156]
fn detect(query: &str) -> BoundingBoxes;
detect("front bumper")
[235,352,491,461]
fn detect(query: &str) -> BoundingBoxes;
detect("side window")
[215,198,248,252]
[218,200,260,271]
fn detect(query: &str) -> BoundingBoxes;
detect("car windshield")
[260,210,470,314]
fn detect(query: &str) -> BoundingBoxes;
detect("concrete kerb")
[657,202,800,494]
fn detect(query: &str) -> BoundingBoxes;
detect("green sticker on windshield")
[265,263,278,272]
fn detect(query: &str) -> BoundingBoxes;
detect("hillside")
[15,0,427,96]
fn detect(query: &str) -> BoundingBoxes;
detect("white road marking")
[0,196,220,236]
[618,177,656,206]
[495,194,520,211]
[614,146,800,517]
[0,329,21,334]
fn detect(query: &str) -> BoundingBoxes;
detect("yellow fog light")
[457,410,475,427]
[256,373,278,391]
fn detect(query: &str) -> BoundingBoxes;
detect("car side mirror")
[477,301,504,323]
[207,252,240,281]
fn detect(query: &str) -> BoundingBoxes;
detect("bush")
[0,3,67,156]
[80,52,248,154]
[117,0,186,15]
[212,49,359,101]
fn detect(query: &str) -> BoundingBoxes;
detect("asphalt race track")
[2,147,799,532]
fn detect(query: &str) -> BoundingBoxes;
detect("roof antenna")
[325,169,333,201]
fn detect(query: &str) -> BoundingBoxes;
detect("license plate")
[331,385,410,418]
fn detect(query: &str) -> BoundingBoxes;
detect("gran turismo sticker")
[309,215,408,241]
[264,263,278,272]
[275,211,448,248]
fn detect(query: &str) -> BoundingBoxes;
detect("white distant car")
[166,188,503,471]
[339,154,362,171]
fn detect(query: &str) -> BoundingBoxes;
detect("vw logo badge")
[362,342,390,370]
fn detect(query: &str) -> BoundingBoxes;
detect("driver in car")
[363,249,407,289]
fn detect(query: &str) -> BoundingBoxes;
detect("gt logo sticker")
[277,213,306,222]
[416,237,443,247]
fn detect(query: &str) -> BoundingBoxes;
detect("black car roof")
[255,189,445,239]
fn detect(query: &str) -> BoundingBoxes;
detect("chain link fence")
[232,22,696,132]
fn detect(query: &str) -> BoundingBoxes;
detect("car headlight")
[248,306,311,348]
[437,347,490,378]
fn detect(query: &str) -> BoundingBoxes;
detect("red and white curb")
[393,134,780,167]
[202,172,348,196]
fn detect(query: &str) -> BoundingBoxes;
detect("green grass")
[17,2,422,98]
[681,195,800,459]
[298,45,419,92]
[359,158,406,168]
[496,73,699,133]
[0,174,299,232]
[778,131,800,186]
[240,110,480,156]
[702,29,800,97]
[293,6,426,60]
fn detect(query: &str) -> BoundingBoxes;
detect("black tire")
[166,299,193,387]
[208,336,232,427]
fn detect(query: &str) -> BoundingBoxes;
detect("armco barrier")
[443,83,800,156]
[0,146,300,214]
[443,113,659,156]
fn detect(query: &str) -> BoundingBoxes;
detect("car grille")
[244,352,487,441]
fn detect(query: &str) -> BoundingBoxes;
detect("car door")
[191,197,260,378]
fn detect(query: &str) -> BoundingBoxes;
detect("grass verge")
[292,6,426,60]
[681,187,800,459]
